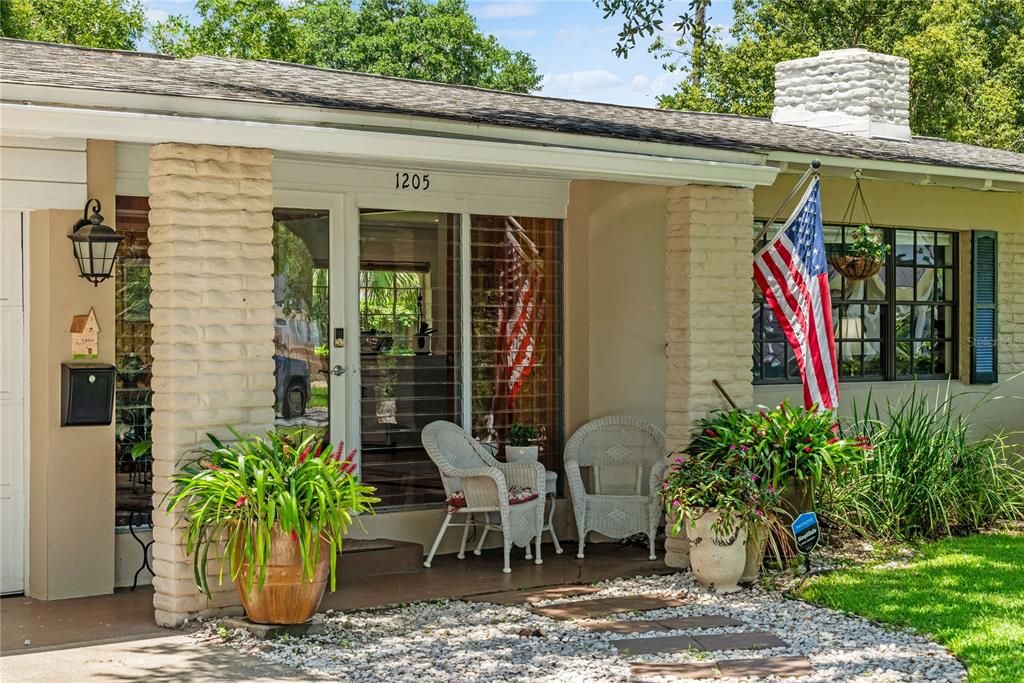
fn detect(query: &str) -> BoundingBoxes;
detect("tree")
[152,0,542,93]
[600,0,1024,152]
[0,0,146,50]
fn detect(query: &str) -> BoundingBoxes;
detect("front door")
[1,210,26,594]
[271,193,350,451]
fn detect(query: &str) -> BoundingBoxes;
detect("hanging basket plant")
[829,225,889,280]
[829,174,889,281]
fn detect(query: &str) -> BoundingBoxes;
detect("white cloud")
[490,28,540,41]
[541,70,622,97]
[144,8,169,23]
[631,74,650,92]
[477,2,540,19]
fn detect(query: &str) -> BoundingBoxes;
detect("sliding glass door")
[357,209,461,507]
[355,208,563,509]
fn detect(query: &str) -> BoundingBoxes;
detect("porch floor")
[1,541,669,656]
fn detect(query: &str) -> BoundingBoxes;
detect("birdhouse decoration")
[70,308,100,359]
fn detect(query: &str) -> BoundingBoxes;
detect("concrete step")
[339,538,424,579]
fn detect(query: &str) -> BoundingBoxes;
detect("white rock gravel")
[195,573,966,682]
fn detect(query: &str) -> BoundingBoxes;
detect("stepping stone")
[629,656,813,681]
[532,595,686,619]
[630,662,720,681]
[579,619,671,634]
[611,634,701,655]
[658,616,745,630]
[467,585,601,605]
[718,655,814,678]
[693,631,788,651]
[580,615,744,634]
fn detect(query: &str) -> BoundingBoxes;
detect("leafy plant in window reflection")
[359,270,422,353]
[311,268,330,345]
[273,223,314,317]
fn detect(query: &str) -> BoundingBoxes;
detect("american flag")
[753,178,839,410]
[496,217,544,403]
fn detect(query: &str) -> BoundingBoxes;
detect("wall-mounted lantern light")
[69,199,124,286]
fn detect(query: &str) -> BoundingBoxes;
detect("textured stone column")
[664,184,755,447]
[147,143,276,627]
[663,184,755,566]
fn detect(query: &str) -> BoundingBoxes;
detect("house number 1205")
[395,172,430,190]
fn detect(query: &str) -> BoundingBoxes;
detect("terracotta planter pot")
[235,529,331,625]
[741,521,768,583]
[663,511,690,570]
[686,510,747,594]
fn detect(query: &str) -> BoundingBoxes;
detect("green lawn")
[800,534,1024,682]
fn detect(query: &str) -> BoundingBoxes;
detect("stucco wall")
[564,181,668,435]
[26,140,117,599]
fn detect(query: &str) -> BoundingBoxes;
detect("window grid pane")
[753,224,957,384]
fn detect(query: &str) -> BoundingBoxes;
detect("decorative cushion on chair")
[445,485,538,511]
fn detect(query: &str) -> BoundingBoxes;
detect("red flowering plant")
[167,428,378,597]
[660,450,781,538]
[754,400,867,490]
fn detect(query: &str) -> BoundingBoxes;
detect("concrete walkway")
[0,634,321,682]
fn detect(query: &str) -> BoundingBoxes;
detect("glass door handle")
[331,365,347,376]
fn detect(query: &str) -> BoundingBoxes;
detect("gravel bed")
[196,573,965,682]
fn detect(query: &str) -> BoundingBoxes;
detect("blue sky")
[139,0,735,107]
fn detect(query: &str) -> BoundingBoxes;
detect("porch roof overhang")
[0,86,780,189]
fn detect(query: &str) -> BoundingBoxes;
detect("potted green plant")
[829,224,889,281]
[167,429,378,625]
[505,422,539,463]
[754,401,864,517]
[685,409,769,580]
[662,452,778,593]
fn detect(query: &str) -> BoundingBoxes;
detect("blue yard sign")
[791,512,820,555]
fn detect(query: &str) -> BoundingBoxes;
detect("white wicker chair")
[421,421,546,574]
[564,416,667,560]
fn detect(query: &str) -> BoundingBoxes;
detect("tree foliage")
[152,0,542,92]
[0,0,146,50]
[603,0,1024,152]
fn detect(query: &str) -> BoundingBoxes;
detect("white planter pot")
[686,510,747,594]
[505,445,539,463]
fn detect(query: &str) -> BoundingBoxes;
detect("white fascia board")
[1,83,768,167]
[768,151,1024,190]
[0,101,779,187]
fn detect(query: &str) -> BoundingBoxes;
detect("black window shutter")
[971,230,998,384]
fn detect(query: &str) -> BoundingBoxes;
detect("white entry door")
[0,210,26,594]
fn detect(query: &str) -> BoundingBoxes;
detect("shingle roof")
[3,38,1023,176]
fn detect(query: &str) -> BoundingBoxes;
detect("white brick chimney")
[772,48,911,141]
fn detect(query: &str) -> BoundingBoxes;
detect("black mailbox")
[61,362,116,427]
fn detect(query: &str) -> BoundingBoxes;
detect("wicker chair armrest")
[495,461,546,496]
[648,458,667,485]
[437,464,506,508]
[565,459,588,498]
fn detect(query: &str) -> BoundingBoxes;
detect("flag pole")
[753,159,821,246]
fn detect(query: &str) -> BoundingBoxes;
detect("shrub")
[819,387,1024,540]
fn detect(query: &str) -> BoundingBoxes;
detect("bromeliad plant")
[686,403,865,489]
[661,451,780,539]
[751,401,865,490]
[167,428,378,597]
